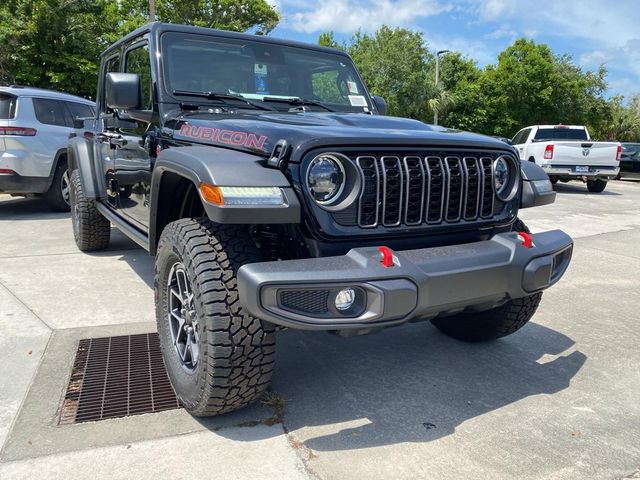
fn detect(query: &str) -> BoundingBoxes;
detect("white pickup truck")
[511,125,621,192]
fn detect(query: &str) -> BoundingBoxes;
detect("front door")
[113,41,154,231]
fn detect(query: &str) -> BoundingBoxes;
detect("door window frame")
[123,39,153,112]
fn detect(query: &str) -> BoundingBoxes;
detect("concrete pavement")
[0,179,639,479]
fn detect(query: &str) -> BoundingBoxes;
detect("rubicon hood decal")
[178,124,268,150]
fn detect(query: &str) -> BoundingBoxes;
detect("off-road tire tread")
[155,218,275,416]
[69,169,110,251]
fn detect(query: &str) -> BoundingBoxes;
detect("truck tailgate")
[551,141,618,167]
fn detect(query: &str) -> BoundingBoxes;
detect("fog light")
[335,288,356,311]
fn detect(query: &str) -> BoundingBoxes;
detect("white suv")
[0,86,96,211]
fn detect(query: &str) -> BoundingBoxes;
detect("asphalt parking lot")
[0,180,639,480]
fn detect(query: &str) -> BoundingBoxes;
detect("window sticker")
[255,63,269,94]
[347,81,359,94]
[348,95,367,107]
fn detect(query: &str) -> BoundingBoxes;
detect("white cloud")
[469,0,640,96]
[427,32,494,65]
[579,50,611,68]
[286,0,453,33]
[471,0,638,49]
[485,24,517,40]
[476,0,515,19]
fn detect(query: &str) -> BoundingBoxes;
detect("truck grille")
[355,155,496,228]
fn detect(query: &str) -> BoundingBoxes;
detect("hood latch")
[267,139,290,171]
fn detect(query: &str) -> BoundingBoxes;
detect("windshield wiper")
[171,90,275,111]
[262,96,335,112]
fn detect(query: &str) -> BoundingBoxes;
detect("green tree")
[318,31,344,50]
[479,38,609,137]
[348,26,433,120]
[593,96,640,141]
[0,0,279,99]
[430,52,485,131]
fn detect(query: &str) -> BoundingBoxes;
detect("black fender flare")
[149,146,301,252]
[520,160,555,208]
[67,137,105,199]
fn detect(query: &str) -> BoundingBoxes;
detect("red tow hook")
[378,246,395,267]
[518,231,534,249]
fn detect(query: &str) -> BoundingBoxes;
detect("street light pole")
[433,49,450,126]
[149,0,156,22]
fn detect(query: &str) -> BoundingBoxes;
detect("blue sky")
[268,0,640,99]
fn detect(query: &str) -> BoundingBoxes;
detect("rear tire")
[69,169,110,251]
[431,217,541,342]
[587,179,607,192]
[155,218,276,416]
[43,160,71,212]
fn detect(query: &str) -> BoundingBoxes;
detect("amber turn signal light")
[199,183,224,205]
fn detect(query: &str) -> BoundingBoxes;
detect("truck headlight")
[199,184,285,205]
[493,155,518,201]
[307,153,346,205]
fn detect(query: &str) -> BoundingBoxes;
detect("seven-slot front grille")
[355,155,496,228]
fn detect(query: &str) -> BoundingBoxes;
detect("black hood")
[166,110,512,161]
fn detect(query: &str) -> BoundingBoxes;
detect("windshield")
[533,128,588,141]
[161,32,371,113]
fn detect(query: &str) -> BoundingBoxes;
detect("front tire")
[587,179,607,192]
[69,170,110,251]
[431,217,541,342]
[155,219,276,416]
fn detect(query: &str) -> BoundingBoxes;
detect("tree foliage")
[0,0,279,99]
[347,26,433,120]
[319,27,639,141]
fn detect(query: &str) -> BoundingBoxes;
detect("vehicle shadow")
[0,195,70,220]
[213,320,586,451]
[553,183,621,195]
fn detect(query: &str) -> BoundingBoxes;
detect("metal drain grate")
[59,333,180,425]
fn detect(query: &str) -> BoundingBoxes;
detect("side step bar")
[96,203,150,251]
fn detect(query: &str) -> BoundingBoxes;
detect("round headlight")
[493,156,511,198]
[307,154,345,204]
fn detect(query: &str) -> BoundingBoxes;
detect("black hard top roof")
[102,22,349,58]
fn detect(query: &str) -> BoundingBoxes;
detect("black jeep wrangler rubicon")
[68,23,573,416]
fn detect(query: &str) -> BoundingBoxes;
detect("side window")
[0,93,17,119]
[125,44,152,110]
[513,129,530,145]
[101,54,120,113]
[32,98,72,127]
[511,130,523,145]
[66,102,94,121]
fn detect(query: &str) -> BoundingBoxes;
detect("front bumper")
[542,164,619,179]
[238,230,573,330]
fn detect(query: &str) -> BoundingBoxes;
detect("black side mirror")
[105,72,141,110]
[372,96,387,115]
